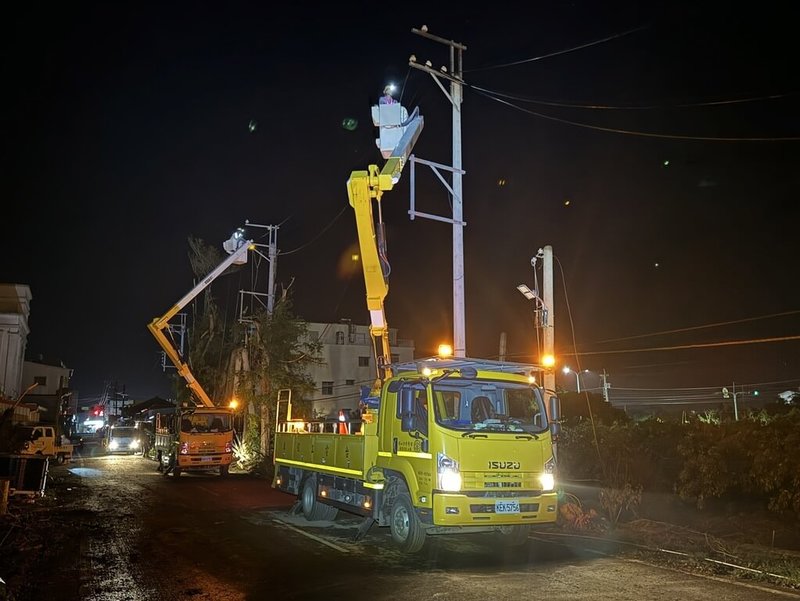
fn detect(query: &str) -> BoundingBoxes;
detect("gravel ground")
[2,462,799,600]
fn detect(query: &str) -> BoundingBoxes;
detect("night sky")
[3,2,799,405]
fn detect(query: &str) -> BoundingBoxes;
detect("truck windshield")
[431,379,549,434]
[110,427,136,439]
[180,413,231,433]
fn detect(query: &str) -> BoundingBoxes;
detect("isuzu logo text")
[488,461,520,469]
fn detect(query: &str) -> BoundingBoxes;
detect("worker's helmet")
[383,85,393,95]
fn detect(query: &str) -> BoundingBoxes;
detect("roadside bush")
[559,419,683,493]
[675,410,800,516]
[743,411,800,514]
[675,421,748,508]
[560,410,800,519]
[233,413,266,473]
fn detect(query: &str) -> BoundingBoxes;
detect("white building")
[22,356,73,396]
[304,320,414,418]
[0,283,32,400]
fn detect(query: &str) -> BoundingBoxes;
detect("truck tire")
[56,453,66,465]
[496,524,531,546]
[219,464,229,477]
[301,477,338,521]
[389,493,426,553]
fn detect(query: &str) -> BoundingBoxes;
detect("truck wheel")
[389,493,426,553]
[172,466,182,477]
[219,464,229,477]
[496,524,531,546]
[301,477,338,521]
[56,453,65,465]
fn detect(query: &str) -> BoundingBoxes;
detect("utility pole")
[601,369,611,403]
[240,221,279,457]
[722,383,739,421]
[161,313,186,372]
[542,245,555,395]
[409,27,467,357]
[266,227,278,316]
[244,220,279,317]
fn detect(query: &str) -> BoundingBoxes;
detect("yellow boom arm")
[346,107,423,383]
[148,239,253,407]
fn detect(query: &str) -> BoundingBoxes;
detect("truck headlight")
[539,456,556,491]
[130,439,140,448]
[437,452,462,492]
[109,440,119,450]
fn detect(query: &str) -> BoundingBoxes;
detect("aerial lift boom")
[147,236,253,407]
[346,103,423,384]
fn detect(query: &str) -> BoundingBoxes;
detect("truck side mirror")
[400,388,415,432]
[549,395,561,437]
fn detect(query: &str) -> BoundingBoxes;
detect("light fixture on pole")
[516,284,536,300]
[562,366,587,393]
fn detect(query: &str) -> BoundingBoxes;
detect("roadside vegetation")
[556,390,800,588]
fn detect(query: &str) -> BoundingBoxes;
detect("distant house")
[124,396,175,419]
[303,320,414,418]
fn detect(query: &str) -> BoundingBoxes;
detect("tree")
[234,295,322,465]
[177,236,322,469]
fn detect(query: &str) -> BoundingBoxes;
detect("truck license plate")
[201,456,213,462]
[495,500,520,514]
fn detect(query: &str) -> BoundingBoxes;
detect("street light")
[562,366,588,393]
[516,284,537,300]
[517,284,553,368]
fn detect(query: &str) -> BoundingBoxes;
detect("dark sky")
[3,2,799,404]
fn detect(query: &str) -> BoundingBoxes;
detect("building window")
[346,379,355,386]
[34,376,47,386]
[321,381,334,395]
[335,331,345,345]
[358,356,370,367]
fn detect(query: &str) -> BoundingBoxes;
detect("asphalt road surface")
[5,452,799,601]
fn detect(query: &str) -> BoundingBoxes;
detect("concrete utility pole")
[542,246,555,395]
[498,332,507,361]
[601,369,611,403]
[722,384,739,421]
[266,227,278,316]
[409,27,467,357]
[244,220,279,317]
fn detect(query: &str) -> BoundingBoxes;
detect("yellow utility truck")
[273,357,560,552]
[272,95,560,552]
[147,232,253,477]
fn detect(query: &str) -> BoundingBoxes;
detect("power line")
[469,84,797,111]
[569,334,800,357]
[595,310,800,344]
[471,88,800,141]
[279,203,349,256]
[465,25,651,73]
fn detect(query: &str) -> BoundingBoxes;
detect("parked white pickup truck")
[17,424,74,464]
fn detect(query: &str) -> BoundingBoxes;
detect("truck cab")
[17,424,74,465]
[102,425,142,455]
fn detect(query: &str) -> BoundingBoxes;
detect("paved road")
[6,452,799,601]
